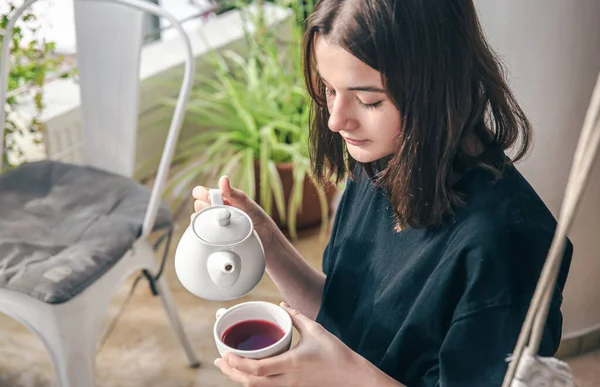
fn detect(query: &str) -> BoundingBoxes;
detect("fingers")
[191,185,208,201]
[192,184,232,214]
[280,302,318,334]
[215,357,280,387]
[214,358,258,386]
[223,352,294,378]
[219,175,248,205]
[193,198,232,214]
[194,199,209,213]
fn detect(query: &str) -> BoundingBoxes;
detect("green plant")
[163,0,328,239]
[1,3,70,170]
[212,0,311,24]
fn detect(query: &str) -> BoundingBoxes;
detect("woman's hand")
[192,175,279,252]
[214,303,400,387]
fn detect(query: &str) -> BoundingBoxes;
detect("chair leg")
[0,293,98,387]
[155,276,200,368]
[42,311,97,387]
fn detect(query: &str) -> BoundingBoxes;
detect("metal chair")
[0,0,199,385]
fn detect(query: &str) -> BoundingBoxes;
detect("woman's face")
[314,34,401,163]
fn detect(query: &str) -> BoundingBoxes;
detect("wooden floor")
[0,209,598,386]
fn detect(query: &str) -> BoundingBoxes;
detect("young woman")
[192,0,573,385]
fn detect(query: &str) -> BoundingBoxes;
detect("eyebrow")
[347,86,385,93]
[318,72,385,93]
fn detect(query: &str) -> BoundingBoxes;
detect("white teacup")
[214,301,293,360]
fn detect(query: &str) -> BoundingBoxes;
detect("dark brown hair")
[303,0,532,230]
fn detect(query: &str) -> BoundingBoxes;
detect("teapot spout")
[207,251,242,288]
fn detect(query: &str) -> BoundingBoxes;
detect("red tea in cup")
[221,319,285,351]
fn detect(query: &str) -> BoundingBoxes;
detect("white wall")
[1,0,214,54]
[474,0,600,338]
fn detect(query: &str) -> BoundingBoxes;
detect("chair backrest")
[0,0,196,238]
[0,0,40,171]
[73,0,144,178]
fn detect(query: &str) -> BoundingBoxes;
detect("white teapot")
[174,189,266,301]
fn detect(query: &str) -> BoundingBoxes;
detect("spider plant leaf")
[185,108,242,132]
[259,125,272,215]
[163,157,206,198]
[177,130,222,147]
[220,150,245,178]
[267,160,286,223]
[244,148,256,200]
[171,144,211,165]
[222,49,248,69]
[287,161,306,240]
[224,87,258,135]
[159,0,325,234]
[206,136,235,162]
[308,174,330,241]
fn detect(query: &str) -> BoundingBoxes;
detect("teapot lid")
[192,206,252,245]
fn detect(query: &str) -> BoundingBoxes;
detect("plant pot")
[254,162,338,231]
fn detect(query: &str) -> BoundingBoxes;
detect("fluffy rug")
[0,209,330,387]
[0,272,245,387]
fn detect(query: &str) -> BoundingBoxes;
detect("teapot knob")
[216,208,232,227]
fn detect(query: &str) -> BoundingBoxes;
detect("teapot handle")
[209,189,224,206]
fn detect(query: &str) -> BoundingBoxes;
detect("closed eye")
[358,99,383,109]
[325,85,383,110]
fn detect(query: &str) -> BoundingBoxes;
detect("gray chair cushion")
[0,160,172,304]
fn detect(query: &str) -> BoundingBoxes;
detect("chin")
[347,148,385,164]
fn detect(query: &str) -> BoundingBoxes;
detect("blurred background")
[0,0,599,386]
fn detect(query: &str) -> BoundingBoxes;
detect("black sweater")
[315,155,572,386]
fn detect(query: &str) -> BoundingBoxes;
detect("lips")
[343,137,369,146]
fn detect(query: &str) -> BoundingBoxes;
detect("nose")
[328,98,357,133]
